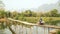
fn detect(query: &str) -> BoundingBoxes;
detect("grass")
[16,17,60,25]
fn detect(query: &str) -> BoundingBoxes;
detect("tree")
[6,11,11,17]
[24,10,32,17]
[50,9,58,17]
[0,0,5,10]
[11,11,19,18]
[32,12,37,17]
[0,1,16,34]
[0,10,6,18]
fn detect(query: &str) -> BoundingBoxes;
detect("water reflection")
[0,25,56,34]
[0,28,12,34]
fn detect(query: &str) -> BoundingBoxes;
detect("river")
[0,25,55,34]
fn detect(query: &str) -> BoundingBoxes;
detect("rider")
[39,17,45,25]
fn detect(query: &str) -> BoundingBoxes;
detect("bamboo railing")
[7,18,60,34]
[0,18,60,34]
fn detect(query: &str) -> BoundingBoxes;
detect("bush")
[57,30,60,34]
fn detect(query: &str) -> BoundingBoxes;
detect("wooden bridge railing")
[7,18,60,34]
[8,18,60,34]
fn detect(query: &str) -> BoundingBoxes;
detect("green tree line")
[0,9,60,19]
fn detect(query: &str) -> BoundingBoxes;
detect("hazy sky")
[2,0,59,10]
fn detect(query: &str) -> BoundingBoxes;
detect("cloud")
[2,0,58,10]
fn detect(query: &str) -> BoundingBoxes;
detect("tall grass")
[16,17,60,25]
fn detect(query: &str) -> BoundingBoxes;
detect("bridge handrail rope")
[7,18,60,29]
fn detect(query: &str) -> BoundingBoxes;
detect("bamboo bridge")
[0,18,60,34]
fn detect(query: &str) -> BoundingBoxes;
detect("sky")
[2,0,59,11]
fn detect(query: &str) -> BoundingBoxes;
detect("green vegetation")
[0,4,60,29]
[0,1,60,34]
[16,17,60,25]
[0,9,60,26]
[57,30,60,34]
[0,9,60,18]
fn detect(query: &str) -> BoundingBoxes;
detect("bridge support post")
[44,27,45,34]
[22,24,23,34]
[48,27,50,34]
[30,27,32,34]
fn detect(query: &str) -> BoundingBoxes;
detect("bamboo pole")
[6,18,16,34]
[8,26,16,34]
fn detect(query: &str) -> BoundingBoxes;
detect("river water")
[0,25,55,34]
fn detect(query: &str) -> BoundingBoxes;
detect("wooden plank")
[8,18,37,25]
